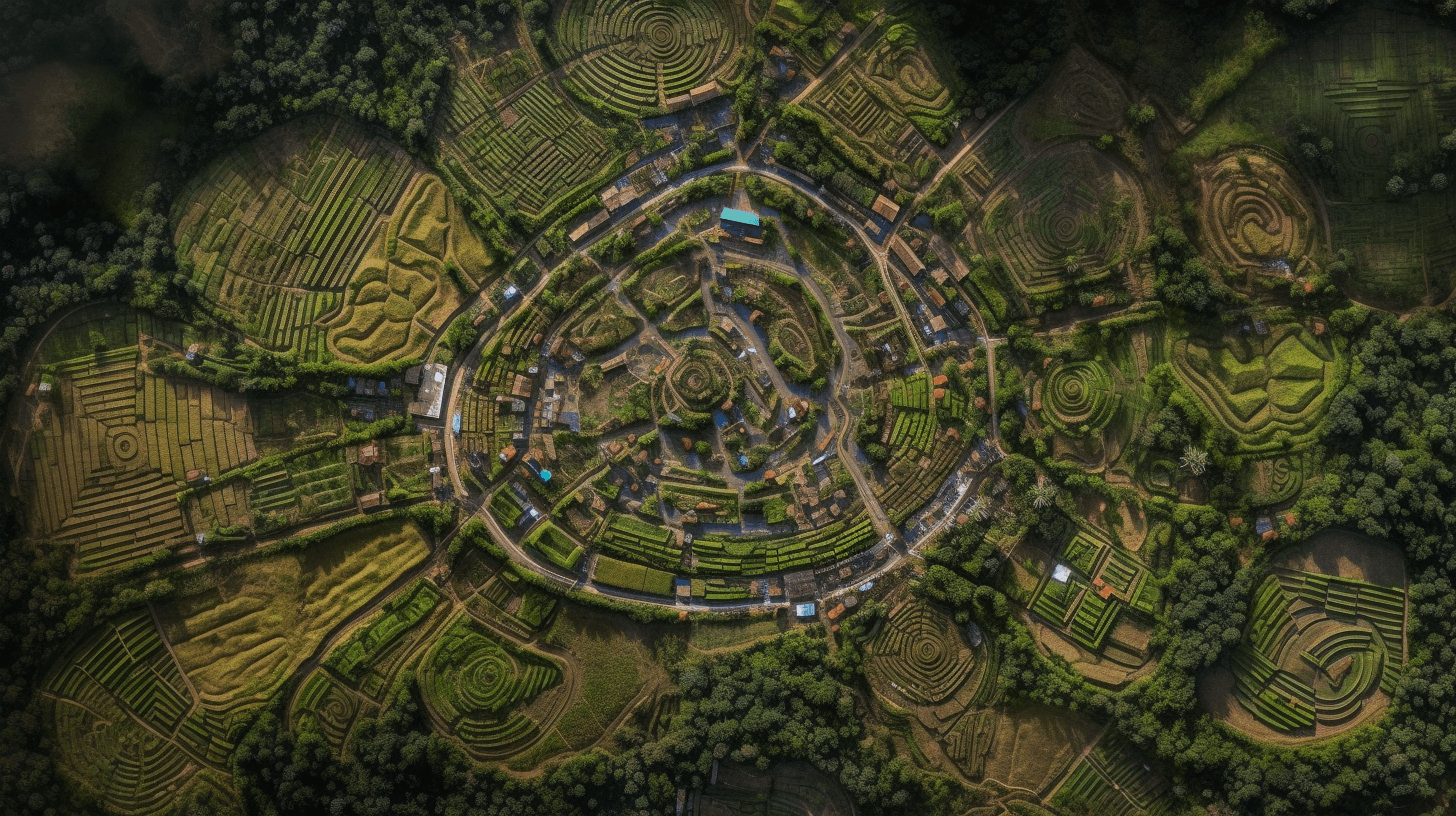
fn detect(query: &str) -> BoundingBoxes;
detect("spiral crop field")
[654,339,742,420]
[1197,152,1324,273]
[866,602,978,706]
[975,144,1146,296]
[553,0,745,115]
[1042,360,1119,435]
[419,615,564,759]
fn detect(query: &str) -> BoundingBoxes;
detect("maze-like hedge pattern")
[1230,569,1405,733]
[1173,323,1339,453]
[1197,152,1323,272]
[654,338,743,420]
[43,612,235,814]
[174,119,476,362]
[294,671,367,750]
[973,144,1146,296]
[807,22,954,159]
[419,615,564,759]
[690,516,878,575]
[440,68,617,220]
[1018,46,1130,144]
[18,308,256,574]
[553,0,744,115]
[866,603,977,705]
[1042,361,1119,435]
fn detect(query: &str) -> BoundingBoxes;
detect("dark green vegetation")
[8,1,1456,816]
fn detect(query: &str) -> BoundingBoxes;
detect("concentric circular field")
[108,427,142,464]
[976,144,1146,295]
[1197,152,1323,272]
[554,0,744,114]
[658,339,741,418]
[1042,361,1119,434]
[418,616,563,757]
[866,603,977,706]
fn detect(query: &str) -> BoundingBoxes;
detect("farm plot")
[1040,360,1120,437]
[155,519,430,710]
[438,53,620,222]
[690,516,878,575]
[1195,151,1325,275]
[970,142,1147,297]
[173,117,484,363]
[13,306,255,575]
[1172,322,1341,454]
[1220,567,1405,736]
[41,611,238,815]
[1209,7,1456,307]
[1027,528,1156,653]
[551,0,746,116]
[864,602,980,708]
[418,614,567,760]
[805,21,956,163]
[1054,734,1174,816]
[875,371,972,522]
[735,269,837,385]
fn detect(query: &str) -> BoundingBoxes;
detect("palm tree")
[1180,445,1209,476]
[1031,483,1059,510]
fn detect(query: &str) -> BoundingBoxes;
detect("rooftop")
[721,207,761,227]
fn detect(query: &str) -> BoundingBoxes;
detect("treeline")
[201,0,514,151]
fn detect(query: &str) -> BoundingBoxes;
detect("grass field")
[540,607,657,753]
[173,117,490,362]
[156,519,429,708]
[1205,6,1456,307]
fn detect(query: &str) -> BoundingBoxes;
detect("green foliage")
[204,1,512,150]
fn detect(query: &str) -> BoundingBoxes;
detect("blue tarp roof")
[721,207,761,227]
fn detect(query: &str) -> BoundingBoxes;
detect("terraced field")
[1172,322,1341,454]
[439,51,621,222]
[419,614,566,759]
[1195,151,1325,275]
[806,21,956,161]
[173,117,488,362]
[1041,360,1120,436]
[865,602,978,706]
[8,306,254,574]
[551,0,746,116]
[1223,567,1405,736]
[971,143,1147,297]
[41,611,238,815]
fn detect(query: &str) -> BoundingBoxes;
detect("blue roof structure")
[721,207,761,227]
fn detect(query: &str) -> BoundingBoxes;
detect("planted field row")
[691,516,877,575]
